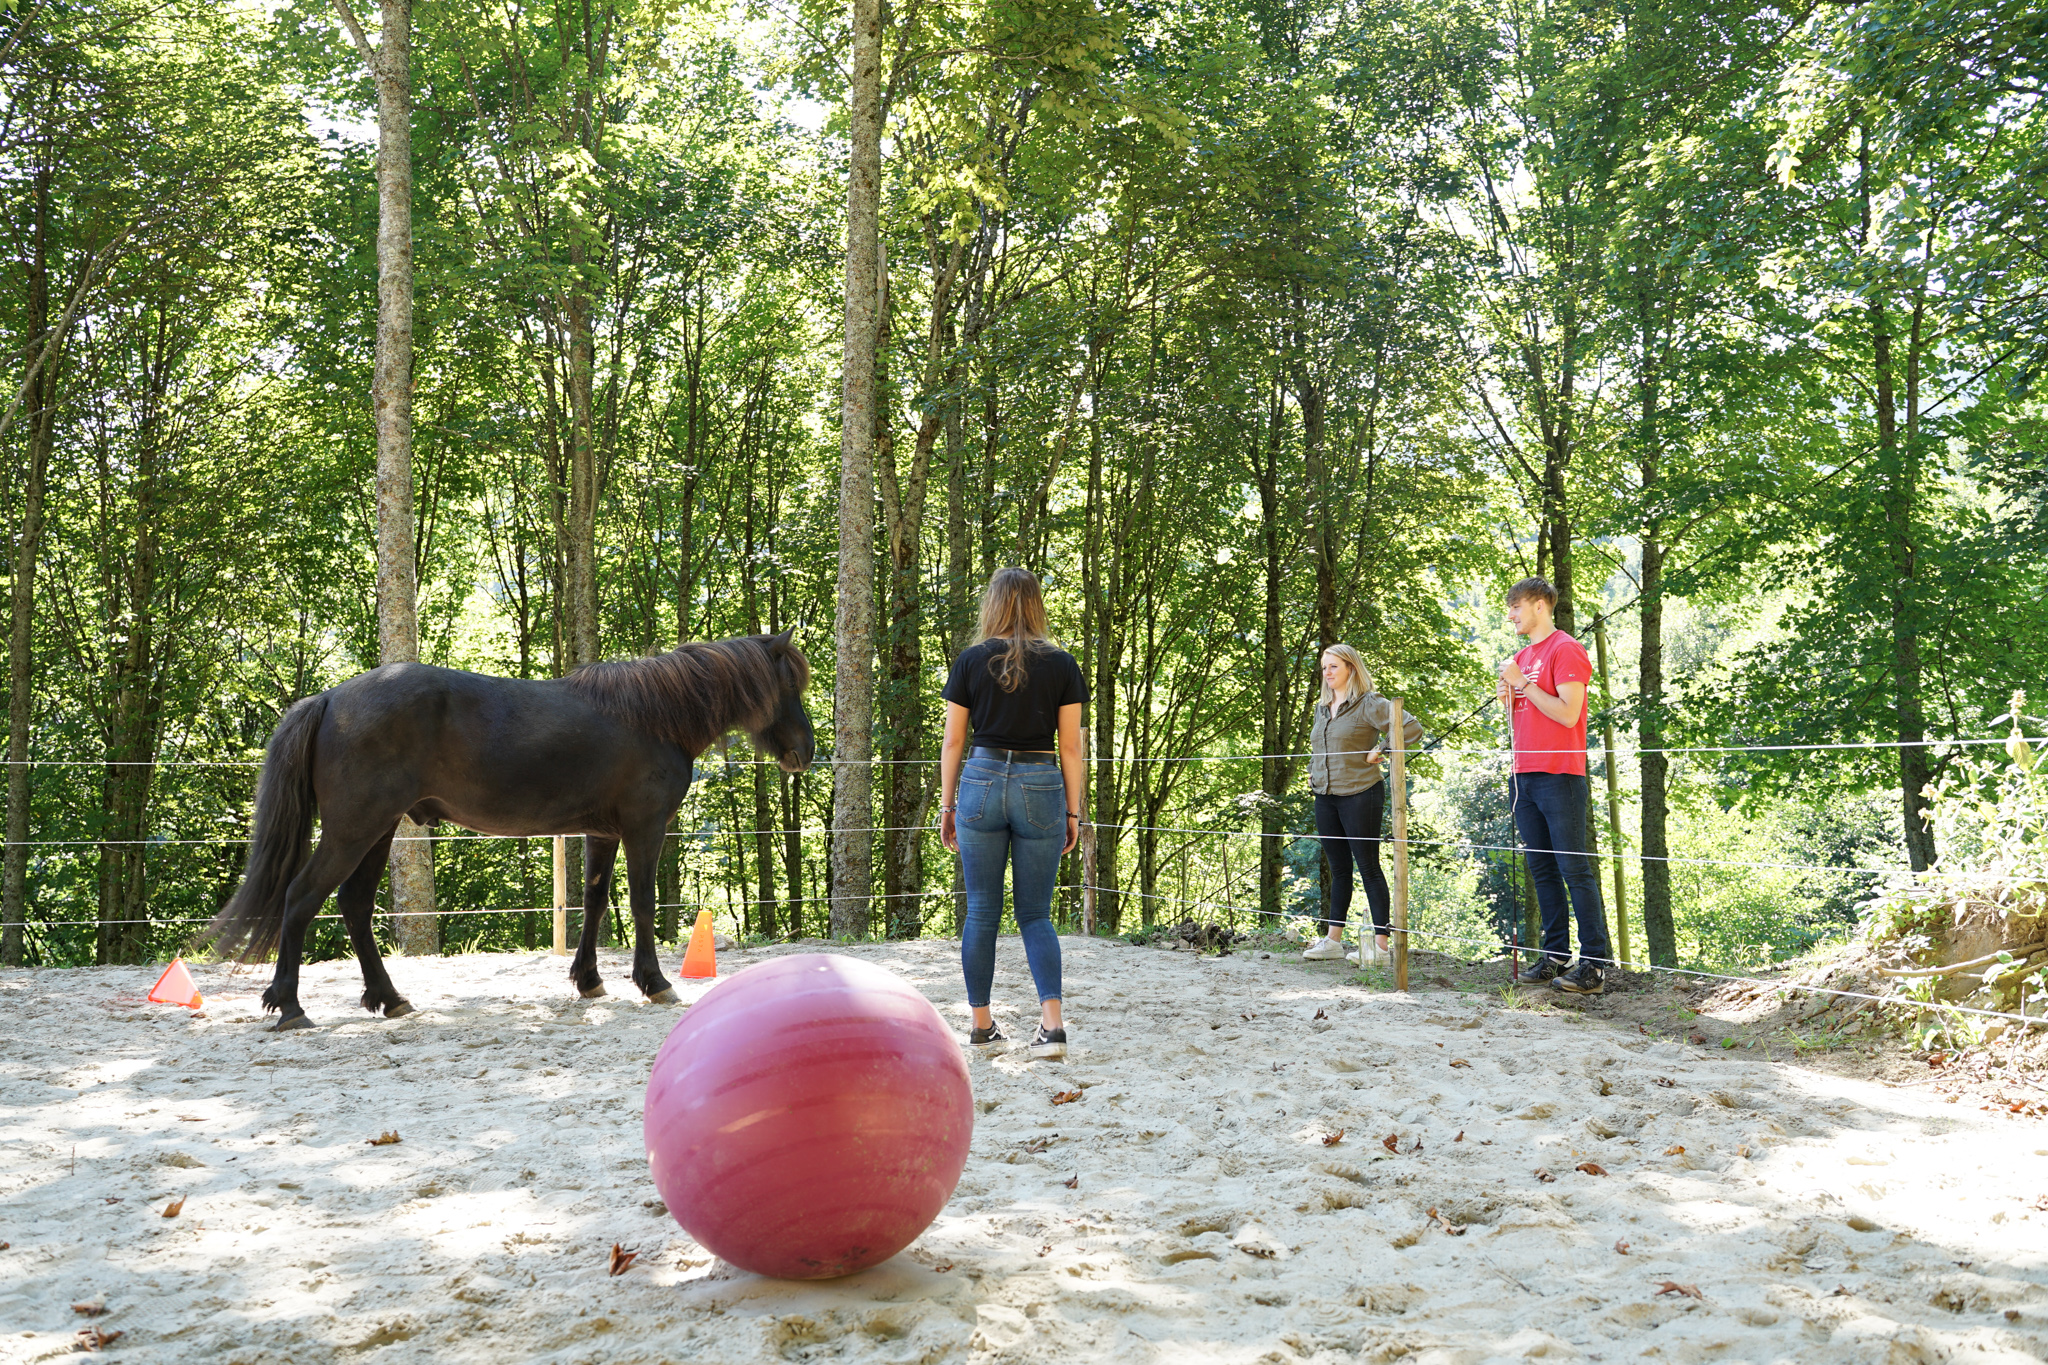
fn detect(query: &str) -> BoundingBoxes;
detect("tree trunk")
[944,304,972,653]
[95,404,164,965]
[564,289,600,669]
[1859,125,1933,871]
[781,771,804,937]
[741,441,776,938]
[830,0,882,939]
[1289,298,1336,650]
[675,303,706,644]
[2,152,58,967]
[344,0,437,954]
[1634,280,1676,967]
[1257,391,1289,922]
[1542,423,1575,637]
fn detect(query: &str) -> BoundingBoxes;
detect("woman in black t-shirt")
[939,568,1087,1059]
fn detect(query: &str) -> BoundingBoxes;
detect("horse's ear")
[770,629,794,651]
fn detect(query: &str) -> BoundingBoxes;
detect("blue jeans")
[956,755,1065,1008]
[1511,771,1611,965]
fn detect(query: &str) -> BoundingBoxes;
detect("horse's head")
[752,630,816,773]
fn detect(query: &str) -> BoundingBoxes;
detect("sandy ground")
[2,937,2045,1364]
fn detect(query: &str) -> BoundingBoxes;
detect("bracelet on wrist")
[941,804,957,814]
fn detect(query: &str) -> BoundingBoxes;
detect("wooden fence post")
[552,834,568,955]
[1391,696,1410,993]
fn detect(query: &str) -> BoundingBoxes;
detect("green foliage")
[1866,694,2048,951]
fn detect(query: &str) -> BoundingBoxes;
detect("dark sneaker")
[969,1024,1007,1047]
[1519,957,1564,985]
[1029,1025,1067,1059]
[1555,962,1605,995]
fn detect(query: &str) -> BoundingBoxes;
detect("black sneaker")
[1029,1025,1067,1059]
[969,1023,1007,1047]
[1519,957,1565,984]
[1555,961,1605,995]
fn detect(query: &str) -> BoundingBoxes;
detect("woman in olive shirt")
[1302,644,1422,964]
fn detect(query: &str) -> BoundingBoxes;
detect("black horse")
[201,631,815,1030]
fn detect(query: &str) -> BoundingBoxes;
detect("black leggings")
[1315,787,1389,937]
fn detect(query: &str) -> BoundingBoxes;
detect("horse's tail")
[197,693,326,962]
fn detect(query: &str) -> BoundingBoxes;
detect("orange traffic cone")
[680,910,718,979]
[148,957,203,1010]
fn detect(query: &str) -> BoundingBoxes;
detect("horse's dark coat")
[200,632,814,1028]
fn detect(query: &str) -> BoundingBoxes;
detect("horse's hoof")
[578,983,608,1000]
[271,1014,314,1033]
[384,999,415,1019]
[646,987,680,1004]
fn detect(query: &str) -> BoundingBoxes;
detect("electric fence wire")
[0,734,2028,767]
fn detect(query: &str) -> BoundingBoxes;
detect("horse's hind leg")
[265,835,379,1031]
[568,837,619,999]
[623,832,675,1003]
[337,824,412,1018]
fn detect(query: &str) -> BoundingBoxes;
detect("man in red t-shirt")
[1497,577,1610,994]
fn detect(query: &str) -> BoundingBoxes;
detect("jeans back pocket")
[1020,780,1064,832]
[959,775,996,826]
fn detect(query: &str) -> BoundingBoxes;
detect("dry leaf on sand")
[1382,1133,1400,1154]
[1613,1240,1631,1255]
[1654,1281,1703,1300]
[1062,1173,1079,1189]
[1321,1130,1345,1147]
[1663,1145,1685,1156]
[71,1300,107,1317]
[161,1196,186,1218]
[1426,1207,1465,1236]
[1454,1130,1465,1143]
[367,1131,402,1146]
[609,1243,639,1276]
[1313,1009,1327,1020]
[1534,1168,1557,1183]
[1651,1077,1676,1088]
[1051,1090,1083,1106]
[74,1327,124,1352]
[1575,1161,1608,1176]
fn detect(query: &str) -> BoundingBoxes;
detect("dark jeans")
[1314,786,1389,937]
[1510,770,1611,965]
[956,754,1065,1008]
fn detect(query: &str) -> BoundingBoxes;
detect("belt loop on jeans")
[970,746,1056,765]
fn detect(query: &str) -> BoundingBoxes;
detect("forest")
[0,0,2041,974]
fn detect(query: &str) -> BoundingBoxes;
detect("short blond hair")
[1319,643,1373,708]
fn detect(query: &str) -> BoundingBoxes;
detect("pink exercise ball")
[642,953,974,1279]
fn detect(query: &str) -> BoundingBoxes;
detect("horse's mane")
[564,635,808,754]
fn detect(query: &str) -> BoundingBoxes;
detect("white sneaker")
[1302,938,1347,961]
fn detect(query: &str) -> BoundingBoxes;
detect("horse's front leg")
[263,838,368,1031]
[568,836,618,999]
[338,825,413,1018]
[623,832,675,1003]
